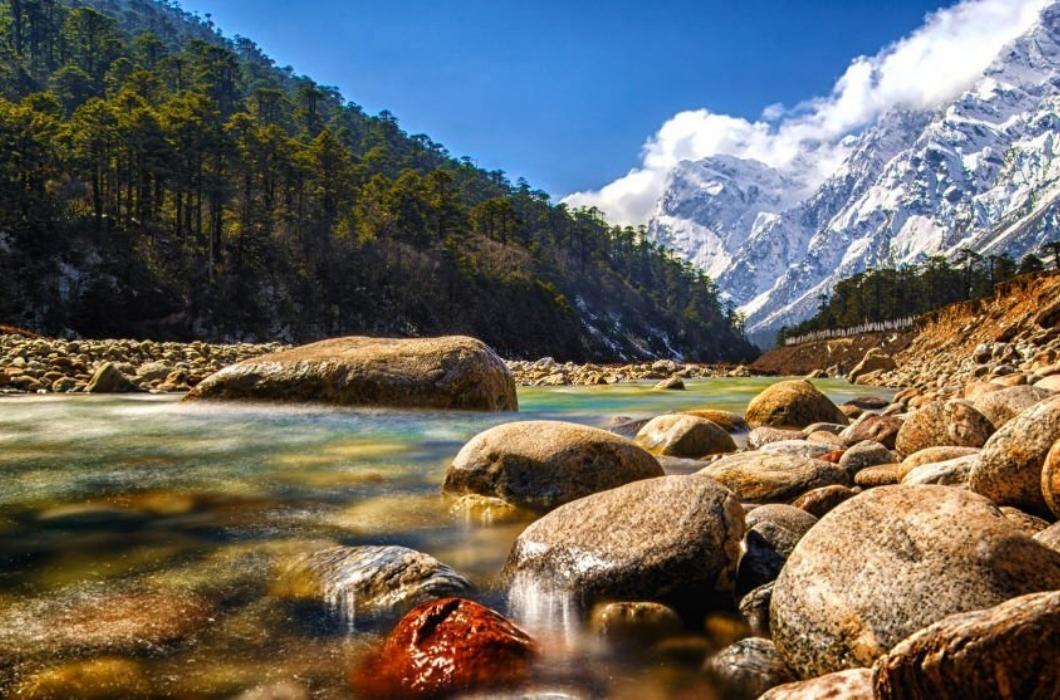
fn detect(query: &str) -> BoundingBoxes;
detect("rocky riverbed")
[0,330,755,395]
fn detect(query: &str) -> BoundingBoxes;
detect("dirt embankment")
[753,270,1060,383]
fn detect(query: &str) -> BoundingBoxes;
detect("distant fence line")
[782,317,917,346]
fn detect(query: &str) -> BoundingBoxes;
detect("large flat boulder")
[697,452,850,504]
[185,336,517,411]
[442,420,662,511]
[770,485,1060,679]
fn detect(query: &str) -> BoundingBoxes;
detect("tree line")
[0,0,757,362]
[777,246,1060,345]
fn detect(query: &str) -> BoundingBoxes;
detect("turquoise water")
[0,379,887,697]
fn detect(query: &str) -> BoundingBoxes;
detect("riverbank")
[0,330,758,394]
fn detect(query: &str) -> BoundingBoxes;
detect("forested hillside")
[0,0,756,362]
[778,248,1060,344]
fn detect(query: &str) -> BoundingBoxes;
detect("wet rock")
[654,375,685,390]
[760,669,873,700]
[606,416,651,439]
[272,545,471,623]
[352,597,537,699]
[186,335,517,411]
[971,384,1054,429]
[447,494,530,525]
[900,455,975,487]
[894,400,994,458]
[791,484,858,518]
[873,591,1060,700]
[589,601,682,643]
[443,421,662,511]
[85,363,142,393]
[838,441,893,476]
[759,440,835,460]
[503,475,744,612]
[739,582,774,637]
[0,589,217,657]
[1040,438,1060,517]
[770,486,1060,678]
[634,414,736,458]
[233,681,311,700]
[12,657,151,699]
[683,409,750,434]
[698,453,850,504]
[704,637,796,700]
[745,380,848,430]
[897,446,980,480]
[968,395,1060,515]
[748,427,804,448]
[840,415,903,449]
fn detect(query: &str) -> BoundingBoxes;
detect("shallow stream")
[0,379,885,698]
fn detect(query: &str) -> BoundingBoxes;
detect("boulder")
[791,484,858,518]
[968,395,1060,515]
[634,414,736,458]
[351,598,536,699]
[749,427,804,449]
[999,506,1050,535]
[272,545,471,622]
[849,349,897,384]
[770,486,1060,678]
[1035,522,1060,552]
[1040,438,1060,518]
[898,446,980,480]
[840,415,903,449]
[185,336,517,411]
[739,581,774,637]
[854,463,899,487]
[972,385,1054,429]
[698,453,850,504]
[900,455,976,487]
[894,401,994,458]
[443,421,662,511]
[654,375,685,390]
[85,363,142,393]
[589,601,681,643]
[737,505,818,595]
[759,440,835,460]
[760,669,873,700]
[684,409,750,434]
[503,475,744,612]
[704,637,796,699]
[838,441,893,476]
[745,380,848,430]
[873,591,1060,700]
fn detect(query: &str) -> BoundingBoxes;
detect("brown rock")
[698,453,850,504]
[704,637,796,699]
[85,363,142,394]
[854,463,899,487]
[684,409,750,434]
[897,446,980,480]
[1040,438,1060,518]
[12,658,150,699]
[760,669,873,700]
[749,427,805,448]
[745,380,848,430]
[770,486,1060,678]
[186,336,517,411]
[849,350,897,384]
[894,400,994,458]
[1034,522,1060,552]
[589,601,681,643]
[972,385,1054,429]
[999,506,1050,535]
[634,414,736,458]
[841,415,903,449]
[873,591,1060,700]
[352,598,536,699]
[443,420,662,511]
[791,484,858,518]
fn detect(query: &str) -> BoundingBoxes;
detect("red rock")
[820,450,845,464]
[352,597,537,699]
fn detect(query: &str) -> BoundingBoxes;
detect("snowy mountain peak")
[649,2,1060,344]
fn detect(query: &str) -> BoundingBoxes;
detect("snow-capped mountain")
[649,1,1060,343]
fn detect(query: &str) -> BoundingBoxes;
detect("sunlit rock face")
[650,3,1060,338]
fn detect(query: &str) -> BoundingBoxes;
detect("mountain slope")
[649,1,1060,343]
[0,0,757,362]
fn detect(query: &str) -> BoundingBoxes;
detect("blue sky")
[179,0,956,197]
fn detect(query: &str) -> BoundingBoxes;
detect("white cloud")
[563,0,1050,226]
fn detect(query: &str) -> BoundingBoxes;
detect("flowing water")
[0,379,887,698]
